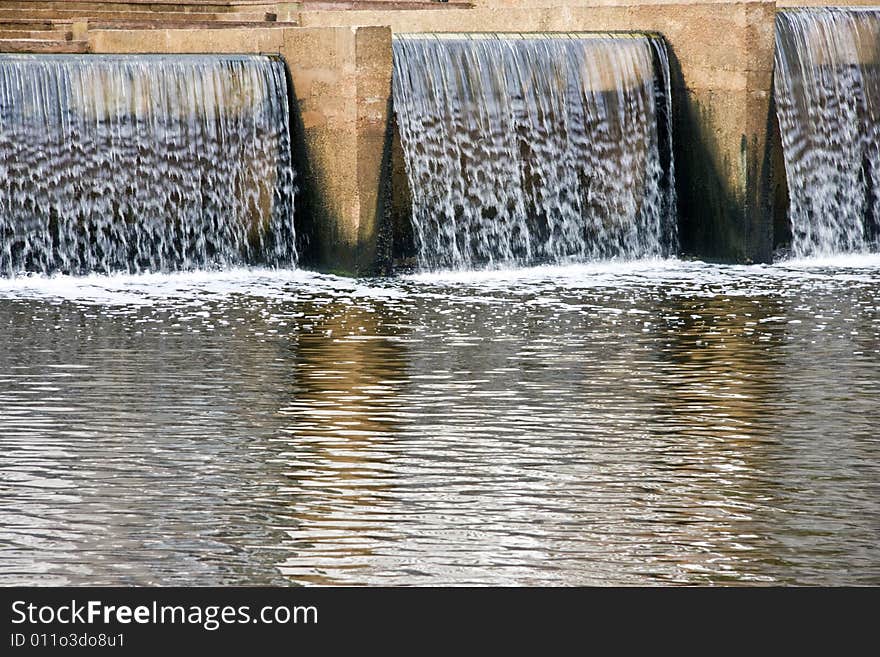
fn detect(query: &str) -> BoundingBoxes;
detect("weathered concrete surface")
[297,2,779,263]
[89,25,393,275]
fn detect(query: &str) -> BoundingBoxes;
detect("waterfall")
[391,33,677,270]
[774,9,880,257]
[0,54,296,276]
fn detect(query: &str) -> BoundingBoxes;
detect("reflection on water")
[0,259,878,585]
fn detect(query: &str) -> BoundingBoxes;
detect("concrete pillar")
[281,26,392,275]
[622,1,778,264]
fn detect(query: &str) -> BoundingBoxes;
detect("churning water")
[392,34,677,270]
[774,9,880,257]
[0,55,297,276]
[1,259,878,585]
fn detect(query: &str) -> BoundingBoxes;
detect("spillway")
[391,33,677,270]
[0,54,297,276]
[774,8,880,257]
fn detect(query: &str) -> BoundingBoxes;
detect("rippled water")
[1,258,878,585]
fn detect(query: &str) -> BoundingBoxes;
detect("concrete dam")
[0,1,878,274]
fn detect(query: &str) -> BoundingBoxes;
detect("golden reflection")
[653,294,786,429]
[276,300,409,585]
[640,293,789,582]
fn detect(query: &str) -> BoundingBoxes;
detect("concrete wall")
[89,25,393,275]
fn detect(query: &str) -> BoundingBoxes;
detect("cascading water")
[0,54,296,276]
[391,33,677,270]
[774,9,880,257]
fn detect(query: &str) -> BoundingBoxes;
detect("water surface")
[1,258,878,585]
